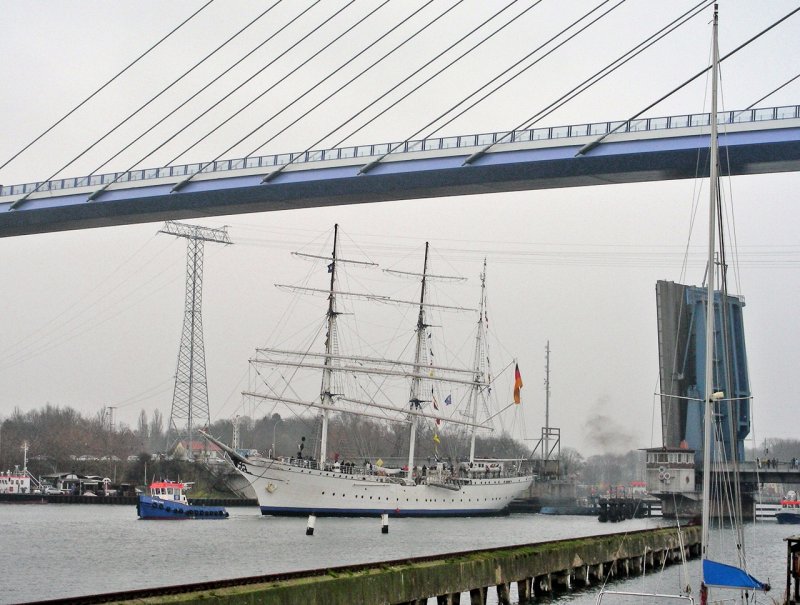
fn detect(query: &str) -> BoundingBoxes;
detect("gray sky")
[0,1,798,456]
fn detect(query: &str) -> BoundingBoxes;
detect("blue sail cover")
[703,559,769,591]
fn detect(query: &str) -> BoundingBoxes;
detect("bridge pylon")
[160,221,232,459]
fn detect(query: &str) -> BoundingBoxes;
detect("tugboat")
[137,480,228,520]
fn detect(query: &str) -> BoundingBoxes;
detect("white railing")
[2,104,798,199]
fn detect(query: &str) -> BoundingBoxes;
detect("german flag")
[513,363,523,404]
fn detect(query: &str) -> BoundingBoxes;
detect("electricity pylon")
[160,221,231,459]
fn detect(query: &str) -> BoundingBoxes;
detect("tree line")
[4,403,798,491]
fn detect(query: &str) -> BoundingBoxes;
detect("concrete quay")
[42,525,700,605]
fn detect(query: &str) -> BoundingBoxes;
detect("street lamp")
[271,418,283,459]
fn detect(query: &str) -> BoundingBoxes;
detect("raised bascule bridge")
[648,280,800,519]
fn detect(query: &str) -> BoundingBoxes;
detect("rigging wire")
[10,2,279,207]
[0,0,216,173]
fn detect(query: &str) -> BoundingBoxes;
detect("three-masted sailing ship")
[203,225,533,516]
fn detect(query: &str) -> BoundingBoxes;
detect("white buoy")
[381,513,389,534]
[306,514,316,536]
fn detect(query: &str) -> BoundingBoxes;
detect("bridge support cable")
[460,0,712,166]
[11,2,279,210]
[351,0,630,175]
[166,0,367,187]
[162,0,400,191]
[257,0,532,180]
[89,0,333,200]
[575,3,800,157]
[0,0,216,175]
[167,0,469,189]
[743,71,800,112]
[167,0,478,190]
[85,0,287,201]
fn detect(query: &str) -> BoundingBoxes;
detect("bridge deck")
[1,105,800,237]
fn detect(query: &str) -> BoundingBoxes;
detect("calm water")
[0,504,790,604]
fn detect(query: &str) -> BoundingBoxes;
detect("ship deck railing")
[268,456,527,483]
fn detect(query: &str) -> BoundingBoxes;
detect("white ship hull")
[234,457,533,517]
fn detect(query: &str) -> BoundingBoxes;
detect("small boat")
[0,443,40,495]
[0,467,33,495]
[136,480,228,520]
[776,491,800,525]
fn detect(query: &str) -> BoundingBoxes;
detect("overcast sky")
[0,1,798,457]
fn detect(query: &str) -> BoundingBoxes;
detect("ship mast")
[406,242,430,479]
[700,2,719,574]
[319,223,340,464]
[468,260,488,463]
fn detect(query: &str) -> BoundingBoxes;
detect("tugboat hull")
[137,495,228,520]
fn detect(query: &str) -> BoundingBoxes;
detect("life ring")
[663,472,671,481]
[158,502,164,509]
[658,472,665,480]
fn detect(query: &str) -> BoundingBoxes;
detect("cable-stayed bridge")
[1,104,799,238]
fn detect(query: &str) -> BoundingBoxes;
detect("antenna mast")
[160,221,232,459]
[544,341,550,462]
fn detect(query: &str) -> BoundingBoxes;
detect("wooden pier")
[28,526,701,605]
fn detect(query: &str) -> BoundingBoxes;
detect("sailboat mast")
[319,224,340,465]
[407,242,430,478]
[468,260,488,463]
[700,3,720,567]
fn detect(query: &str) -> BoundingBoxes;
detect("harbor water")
[0,503,791,604]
